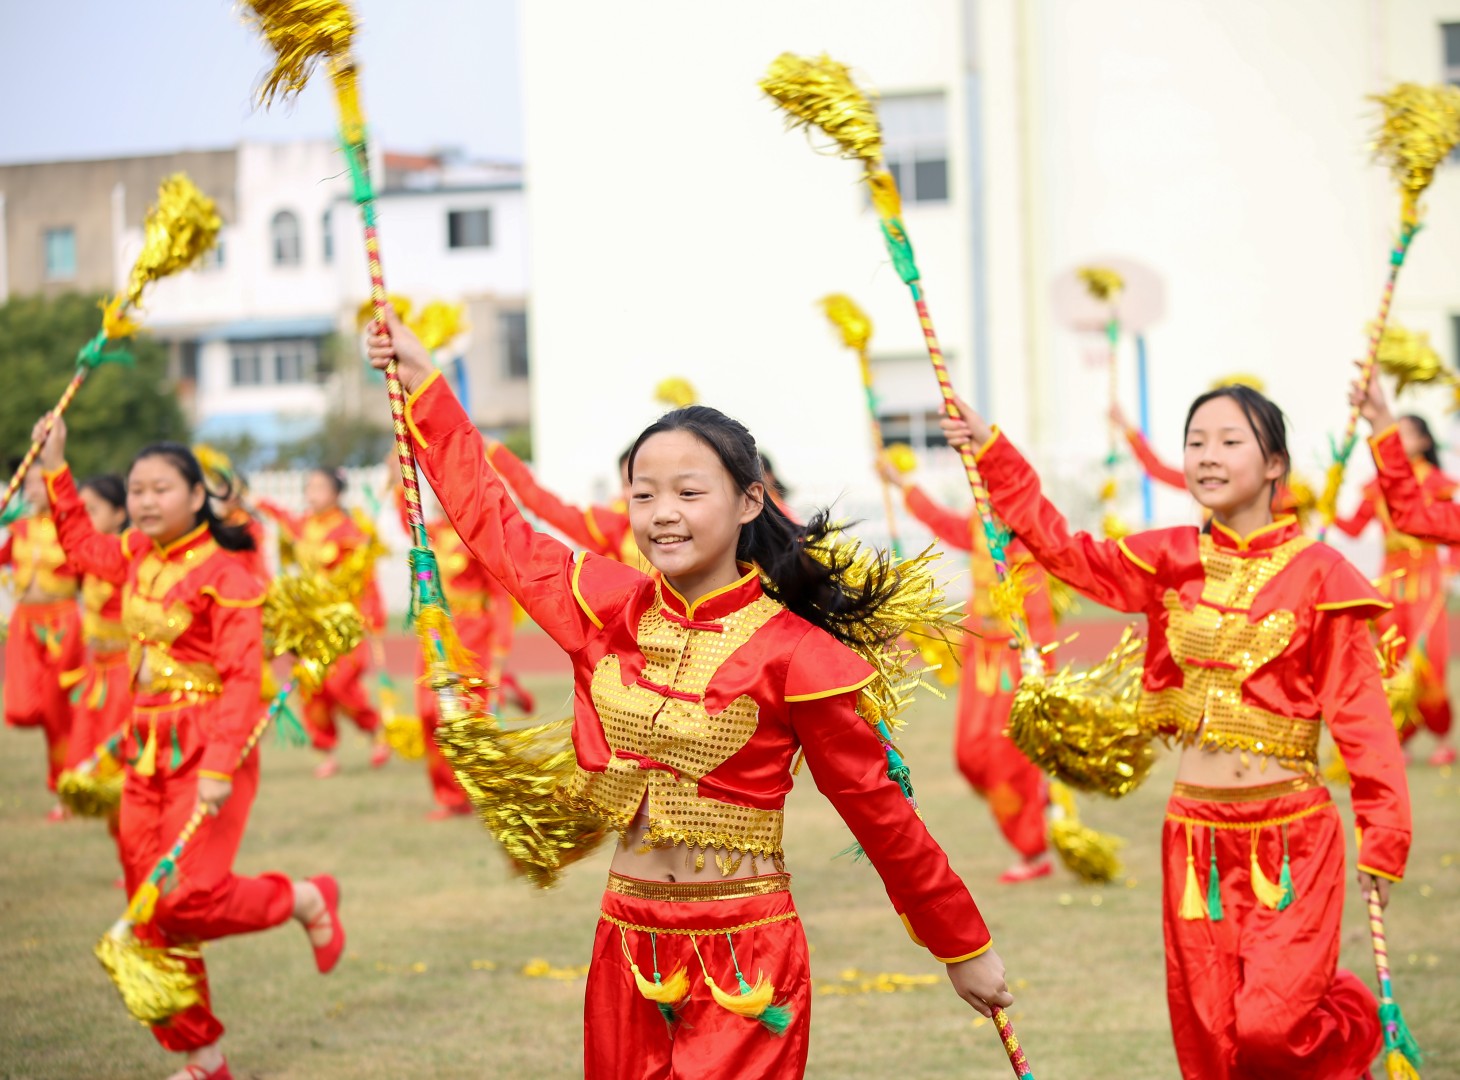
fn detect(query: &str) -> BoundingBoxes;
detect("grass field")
[2,668,1458,1079]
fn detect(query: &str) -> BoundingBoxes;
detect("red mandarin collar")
[1208,514,1301,555]
[151,521,214,561]
[657,562,766,626]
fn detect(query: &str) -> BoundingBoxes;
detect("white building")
[519,0,1460,568]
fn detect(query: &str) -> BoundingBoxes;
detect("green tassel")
[0,497,28,527]
[1276,824,1296,911]
[407,546,450,624]
[169,725,182,771]
[1379,1000,1424,1065]
[878,218,920,285]
[1207,828,1224,922]
[758,1001,794,1036]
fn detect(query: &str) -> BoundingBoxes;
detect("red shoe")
[313,757,340,779]
[998,859,1054,885]
[501,674,535,715]
[306,874,345,974]
[170,1061,233,1080]
[369,742,391,769]
[45,804,67,823]
[426,803,472,821]
[1428,745,1456,767]
[113,877,125,890]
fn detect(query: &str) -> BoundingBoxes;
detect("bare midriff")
[1173,743,1310,788]
[18,582,72,606]
[609,810,781,883]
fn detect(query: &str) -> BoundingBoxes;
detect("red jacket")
[1368,424,1460,544]
[404,371,992,963]
[256,501,386,632]
[976,428,1410,882]
[45,466,265,779]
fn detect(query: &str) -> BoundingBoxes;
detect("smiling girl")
[939,386,1409,1080]
[35,420,344,1080]
[368,311,1011,1079]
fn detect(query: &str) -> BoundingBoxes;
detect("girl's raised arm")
[32,416,134,584]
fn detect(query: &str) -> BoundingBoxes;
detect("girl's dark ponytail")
[628,407,901,647]
[130,442,256,553]
[1399,414,1441,468]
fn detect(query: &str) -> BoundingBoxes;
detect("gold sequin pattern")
[1139,535,1320,766]
[13,517,78,597]
[123,539,223,698]
[82,577,128,653]
[557,593,786,858]
[606,872,789,903]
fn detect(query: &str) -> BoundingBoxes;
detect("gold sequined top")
[2,514,80,598]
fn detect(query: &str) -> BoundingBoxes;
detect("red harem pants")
[302,640,380,751]
[123,699,294,1052]
[953,633,1048,860]
[1163,780,1381,1079]
[415,610,497,810]
[1384,580,1452,740]
[585,872,811,1079]
[65,649,132,769]
[3,598,83,790]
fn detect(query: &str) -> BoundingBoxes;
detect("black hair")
[130,443,256,552]
[311,466,347,496]
[1398,414,1440,468]
[79,474,129,527]
[627,405,900,647]
[617,446,633,472]
[1183,384,1290,491]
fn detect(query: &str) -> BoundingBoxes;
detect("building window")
[178,340,200,382]
[322,210,334,263]
[1447,25,1460,159]
[231,344,265,386]
[200,236,225,271]
[878,408,949,451]
[500,310,529,379]
[230,339,318,386]
[43,227,77,281]
[448,208,492,249]
[271,209,302,266]
[879,94,949,204]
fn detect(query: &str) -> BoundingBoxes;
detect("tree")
[0,293,186,482]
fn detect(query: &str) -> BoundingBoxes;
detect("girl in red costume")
[389,478,524,818]
[64,475,133,854]
[256,469,389,777]
[1351,373,1458,765]
[3,463,82,810]
[369,313,1013,1079]
[1332,409,1455,764]
[35,421,344,1080]
[941,385,1408,1080]
[876,455,1055,883]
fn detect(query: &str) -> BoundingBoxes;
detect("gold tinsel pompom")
[356,294,414,332]
[1377,322,1450,395]
[124,174,221,309]
[1077,266,1125,303]
[1047,781,1124,884]
[884,443,918,475]
[409,301,468,353]
[262,573,364,690]
[655,377,698,409]
[1046,576,1082,624]
[820,293,873,352]
[382,713,425,760]
[912,625,962,688]
[243,0,357,105]
[95,933,202,1025]
[1369,83,1460,222]
[192,444,237,494]
[1008,627,1156,798]
[1211,372,1267,394]
[760,53,883,163]
[434,713,609,888]
[57,755,124,818]
[988,563,1034,639]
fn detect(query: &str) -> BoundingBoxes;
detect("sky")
[0,0,523,164]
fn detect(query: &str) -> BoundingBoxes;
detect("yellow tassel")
[330,58,365,143]
[1179,824,1207,921]
[819,293,873,351]
[1211,372,1267,393]
[99,295,140,341]
[706,969,774,1017]
[632,962,688,1005]
[123,174,222,309]
[1077,266,1125,302]
[884,443,918,475]
[1369,82,1460,224]
[759,52,883,163]
[408,300,468,353]
[1250,830,1287,910]
[1378,321,1450,395]
[654,377,698,409]
[1385,1047,1423,1080]
[134,725,158,778]
[243,0,357,106]
[866,168,903,220]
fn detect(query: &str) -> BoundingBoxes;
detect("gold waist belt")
[1171,776,1323,803]
[1141,691,1322,766]
[605,871,790,903]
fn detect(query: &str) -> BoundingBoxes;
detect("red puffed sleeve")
[0,533,11,568]
[43,465,141,585]
[904,486,973,551]
[973,429,1165,614]
[1125,428,1186,492]
[254,498,306,539]
[787,628,993,962]
[1330,483,1378,538]
[1370,426,1460,544]
[197,556,266,779]
[1311,560,1409,880]
[407,372,643,652]
[485,440,606,554]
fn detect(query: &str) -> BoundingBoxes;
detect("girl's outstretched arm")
[32,415,134,584]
